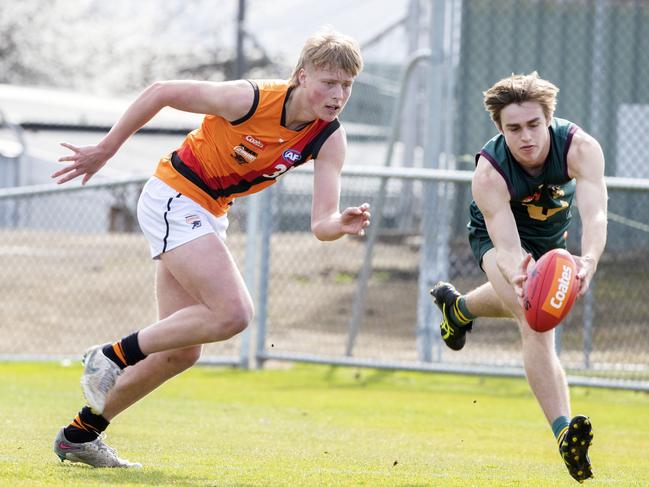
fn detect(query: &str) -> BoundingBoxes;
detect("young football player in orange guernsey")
[51,29,370,467]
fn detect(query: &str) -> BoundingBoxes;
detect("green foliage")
[1,362,648,486]
[334,271,356,284]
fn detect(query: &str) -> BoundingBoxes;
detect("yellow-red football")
[523,249,578,332]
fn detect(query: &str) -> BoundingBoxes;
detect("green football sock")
[552,415,570,442]
[452,297,476,325]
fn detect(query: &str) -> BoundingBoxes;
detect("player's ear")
[298,68,307,86]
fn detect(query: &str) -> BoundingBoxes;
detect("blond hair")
[483,72,559,128]
[289,28,363,87]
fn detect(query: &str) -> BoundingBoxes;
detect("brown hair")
[483,72,559,129]
[289,28,363,87]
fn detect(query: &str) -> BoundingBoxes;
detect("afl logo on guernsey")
[283,149,301,163]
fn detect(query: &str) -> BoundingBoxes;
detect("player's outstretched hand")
[340,203,371,237]
[575,254,596,297]
[52,142,113,185]
[512,253,533,307]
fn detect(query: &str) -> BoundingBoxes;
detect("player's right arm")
[52,80,255,185]
[473,156,529,298]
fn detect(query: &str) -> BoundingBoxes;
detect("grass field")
[1,362,648,486]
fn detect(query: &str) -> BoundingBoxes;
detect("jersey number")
[263,164,289,179]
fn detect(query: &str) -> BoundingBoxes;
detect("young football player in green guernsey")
[431,72,607,483]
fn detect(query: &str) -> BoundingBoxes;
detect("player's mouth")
[520,145,535,154]
[325,104,340,115]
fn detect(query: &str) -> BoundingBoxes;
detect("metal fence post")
[0,109,26,226]
[577,0,607,369]
[254,186,273,368]
[345,50,432,357]
[241,191,261,368]
[417,0,450,362]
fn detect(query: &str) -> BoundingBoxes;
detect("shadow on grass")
[54,463,247,487]
[323,365,396,388]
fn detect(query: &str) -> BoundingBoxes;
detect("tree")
[0,0,275,95]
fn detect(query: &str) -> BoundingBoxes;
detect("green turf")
[1,361,648,486]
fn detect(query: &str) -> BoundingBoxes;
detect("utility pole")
[235,0,246,78]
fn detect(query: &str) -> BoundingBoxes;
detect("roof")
[0,83,202,129]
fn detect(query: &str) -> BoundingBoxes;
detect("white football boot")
[53,428,141,468]
[80,344,123,414]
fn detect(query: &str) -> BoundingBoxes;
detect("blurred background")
[1,0,648,390]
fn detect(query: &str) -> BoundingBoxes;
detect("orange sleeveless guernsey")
[153,79,341,216]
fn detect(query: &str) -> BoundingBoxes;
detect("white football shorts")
[137,176,228,259]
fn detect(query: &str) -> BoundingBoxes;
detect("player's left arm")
[310,126,370,241]
[567,129,608,296]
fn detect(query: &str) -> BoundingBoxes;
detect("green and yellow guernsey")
[468,117,579,264]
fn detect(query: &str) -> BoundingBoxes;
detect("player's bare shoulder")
[315,121,346,166]
[473,155,509,193]
[324,122,346,148]
[207,79,256,121]
[566,127,605,179]
[471,155,511,215]
[567,128,600,158]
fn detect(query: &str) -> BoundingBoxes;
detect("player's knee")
[520,324,557,352]
[221,308,252,338]
[207,302,253,340]
[167,345,202,371]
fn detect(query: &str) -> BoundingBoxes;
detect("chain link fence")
[1,172,648,388]
[2,0,649,390]
[455,0,649,175]
[0,180,247,363]
[258,169,649,389]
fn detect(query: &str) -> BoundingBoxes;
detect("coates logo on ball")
[523,249,579,332]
